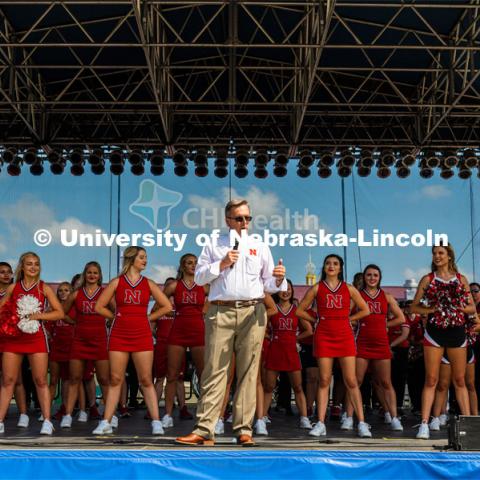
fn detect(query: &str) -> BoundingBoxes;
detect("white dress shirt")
[194,233,287,301]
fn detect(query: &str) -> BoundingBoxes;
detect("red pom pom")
[0,299,21,337]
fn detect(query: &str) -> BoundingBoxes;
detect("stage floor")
[0,407,450,451]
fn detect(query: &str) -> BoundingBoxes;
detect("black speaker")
[448,416,480,450]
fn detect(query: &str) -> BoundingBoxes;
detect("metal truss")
[1,0,480,151]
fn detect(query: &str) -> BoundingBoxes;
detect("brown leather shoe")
[237,434,255,447]
[175,433,214,446]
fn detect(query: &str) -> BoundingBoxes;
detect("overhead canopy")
[0,1,479,151]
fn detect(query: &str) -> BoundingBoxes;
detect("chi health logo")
[129,180,183,231]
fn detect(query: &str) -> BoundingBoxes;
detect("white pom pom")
[16,295,42,334]
[17,318,40,334]
[17,295,42,318]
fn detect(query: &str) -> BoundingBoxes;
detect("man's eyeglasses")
[228,215,253,223]
[471,289,480,294]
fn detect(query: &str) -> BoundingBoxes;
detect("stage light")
[234,150,249,178]
[273,150,288,177]
[336,158,351,177]
[299,150,314,168]
[443,150,458,168]
[128,150,143,165]
[2,147,17,164]
[194,149,209,177]
[89,148,103,166]
[110,151,124,175]
[425,150,440,168]
[70,149,84,165]
[357,165,371,177]
[214,158,229,178]
[458,160,472,179]
[273,163,287,177]
[49,150,65,174]
[440,166,454,180]
[296,166,311,178]
[319,151,334,167]
[419,160,434,179]
[7,158,21,176]
[275,151,289,166]
[376,164,391,179]
[380,149,395,167]
[91,161,105,175]
[360,149,374,168]
[30,161,43,176]
[131,161,145,176]
[48,150,61,164]
[340,149,355,167]
[255,150,269,166]
[23,148,38,165]
[395,160,410,178]
[400,149,416,167]
[173,149,188,176]
[149,150,164,175]
[318,165,332,178]
[254,150,269,178]
[71,161,85,176]
[463,149,478,168]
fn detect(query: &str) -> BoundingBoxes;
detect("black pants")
[407,355,425,413]
[474,342,480,411]
[391,347,409,409]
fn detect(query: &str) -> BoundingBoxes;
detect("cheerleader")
[0,252,64,434]
[59,262,110,428]
[297,254,371,437]
[430,304,480,429]
[92,247,171,435]
[343,265,405,431]
[48,281,75,420]
[0,262,29,428]
[161,254,207,429]
[259,280,312,434]
[411,244,475,439]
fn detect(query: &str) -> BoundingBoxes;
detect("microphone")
[230,239,239,269]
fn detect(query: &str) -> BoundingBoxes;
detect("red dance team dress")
[356,289,392,360]
[265,304,301,372]
[70,286,108,361]
[314,281,356,358]
[109,275,153,352]
[167,280,205,348]
[3,281,49,354]
[49,307,75,363]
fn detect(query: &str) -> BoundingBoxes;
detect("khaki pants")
[193,303,267,438]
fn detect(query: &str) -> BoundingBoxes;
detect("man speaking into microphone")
[176,198,286,446]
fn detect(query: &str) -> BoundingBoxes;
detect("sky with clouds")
[0,163,478,287]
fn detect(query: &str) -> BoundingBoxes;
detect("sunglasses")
[472,289,480,293]
[228,215,253,223]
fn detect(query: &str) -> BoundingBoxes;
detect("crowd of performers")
[0,242,478,440]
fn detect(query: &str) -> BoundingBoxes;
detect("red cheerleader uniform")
[109,275,153,352]
[167,280,205,347]
[70,286,108,361]
[3,281,49,354]
[265,304,301,372]
[154,313,174,378]
[314,281,356,358]
[49,307,76,363]
[356,289,392,360]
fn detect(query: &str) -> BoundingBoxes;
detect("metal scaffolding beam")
[0,0,478,150]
